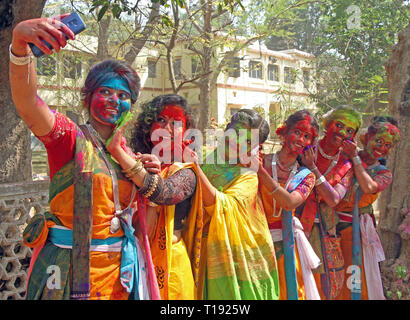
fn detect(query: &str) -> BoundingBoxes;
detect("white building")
[35,36,317,129]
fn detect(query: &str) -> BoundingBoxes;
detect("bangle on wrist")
[122,159,144,179]
[9,44,33,65]
[9,44,33,83]
[315,175,326,186]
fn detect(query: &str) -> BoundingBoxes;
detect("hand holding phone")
[29,12,86,57]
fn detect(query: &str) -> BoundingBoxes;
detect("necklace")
[315,144,341,177]
[317,142,340,160]
[271,152,298,218]
[276,152,296,172]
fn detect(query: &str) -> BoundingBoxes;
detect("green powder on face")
[323,106,362,132]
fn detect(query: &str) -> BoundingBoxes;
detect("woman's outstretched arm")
[9,16,75,136]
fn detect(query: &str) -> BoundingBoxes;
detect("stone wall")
[0,181,49,300]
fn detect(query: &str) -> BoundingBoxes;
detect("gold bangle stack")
[144,174,159,198]
[122,159,144,179]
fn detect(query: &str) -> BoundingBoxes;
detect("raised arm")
[342,140,380,194]
[9,16,75,136]
[301,146,346,207]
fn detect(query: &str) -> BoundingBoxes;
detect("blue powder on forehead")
[100,76,130,94]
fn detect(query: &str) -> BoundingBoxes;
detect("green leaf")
[112,4,122,18]
[161,14,173,27]
[97,4,109,21]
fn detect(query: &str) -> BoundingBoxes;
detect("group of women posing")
[10,16,400,300]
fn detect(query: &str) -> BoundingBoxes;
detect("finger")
[49,17,75,40]
[43,23,68,48]
[31,35,53,55]
[36,29,62,53]
[146,168,161,174]
[142,162,159,168]
[53,13,71,21]
[139,154,155,162]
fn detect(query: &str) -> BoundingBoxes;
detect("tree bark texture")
[378,22,410,300]
[0,0,46,183]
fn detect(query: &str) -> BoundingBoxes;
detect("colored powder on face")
[100,77,131,95]
[159,105,187,130]
[285,120,315,154]
[324,108,362,133]
[365,129,397,159]
[90,78,132,125]
[371,122,401,144]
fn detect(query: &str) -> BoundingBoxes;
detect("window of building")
[267,64,279,82]
[228,57,241,78]
[37,56,56,76]
[147,60,156,78]
[284,66,296,84]
[63,55,82,79]
[173,57,182,80]
[303,69,310,88]
[249,61,263,79]
[191,56,201,77]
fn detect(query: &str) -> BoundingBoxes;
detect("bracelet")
[315,175,326,186]
[270,184,280,195]
[9,44,33,83]
[144,174,159,198]
[9,44,33,65]
[122,159,144,179]
[352,155,362,166]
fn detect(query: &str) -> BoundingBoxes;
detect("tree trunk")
[197,0,212,132]
[124,2,160,66]
[96,14,111,60]
[0,0,46,183]
[378,22,410,300]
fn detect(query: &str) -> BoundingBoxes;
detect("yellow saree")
[149,162,203,300]
[200,165,279,300]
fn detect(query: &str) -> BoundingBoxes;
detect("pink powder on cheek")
[90,93,116,123]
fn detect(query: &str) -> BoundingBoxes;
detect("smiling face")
[89,77,131,126]
[366,132,395,159]
[150,105,187,154]
[284,120,316,155]
[364,123,399,160]
[325,117,359,148]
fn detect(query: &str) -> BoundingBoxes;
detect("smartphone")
[302,145,311,152]
[29,12,86,57]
